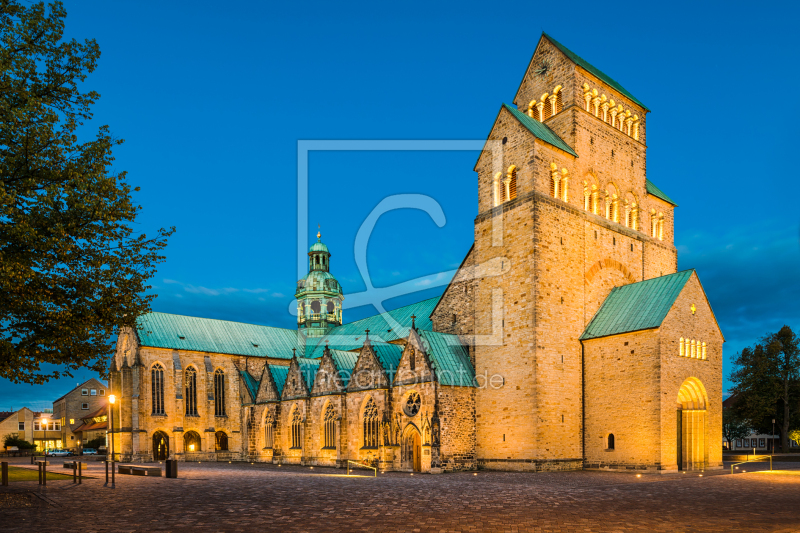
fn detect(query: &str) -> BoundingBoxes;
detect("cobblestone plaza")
[1,458,799,532]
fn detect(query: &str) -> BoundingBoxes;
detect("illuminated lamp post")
[39,414,48,456]
[109,395,116,489]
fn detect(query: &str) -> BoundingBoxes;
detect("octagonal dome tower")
[295,231,343,337]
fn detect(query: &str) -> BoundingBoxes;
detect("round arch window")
[326,301,335,313]
[403,392,421,417]
[310,300,321,313]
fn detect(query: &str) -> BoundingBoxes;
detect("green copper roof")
[543,33,649,112]
[309,238,329,253]
[502,104,578,158]
[580,270,694,341]
[419,331,476,387]
[646,179,678,206]
[297,357,320,390]
[371,342,403,373]
[330,350,359,387]
[136,312,300,358]
[269,365,289,397]
[306,296,441,355]
[239,371,259,403]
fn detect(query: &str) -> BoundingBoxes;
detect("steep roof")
[269,365,289,397]
[306,296,441,355]
[52,378,107,404]
[371,343,403,373]
[330,350,358,387]
[646,179,678,207]
[239,370,260,403]
[542,32,649,112]
[502,104,578,158]
[580,270,694,341]
[136,312,300,358]
[297,357,320,390]
[419,330,476,387]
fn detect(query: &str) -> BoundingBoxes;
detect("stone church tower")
[432,33,722,471]
[295,232,344,337]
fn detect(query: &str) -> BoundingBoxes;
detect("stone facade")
[52,378,108,451]
[108,33,723,474]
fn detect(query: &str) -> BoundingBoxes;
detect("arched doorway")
[153,431,169,461]
[215,431,229,451]
[402,426,422,472]
[677,377,708,471]
[184,431,201,453]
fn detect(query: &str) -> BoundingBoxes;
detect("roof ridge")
[140,311,297,332]
[502,104,579,158]
[541,32,649,112]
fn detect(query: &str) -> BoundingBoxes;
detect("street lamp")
[39,414,48,456]
[772,419,776,454]
[108,395,116,489]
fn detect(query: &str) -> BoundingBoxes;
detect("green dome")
[299,270,342,294]
[309,240,329,253]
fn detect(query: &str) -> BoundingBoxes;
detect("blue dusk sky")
[1,0,798,410]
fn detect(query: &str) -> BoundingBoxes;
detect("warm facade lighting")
[109,394,116,404]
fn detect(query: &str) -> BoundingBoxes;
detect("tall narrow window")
[632,207,639,231]
[214,369,226,417]
[291,407,302,449]
[264,414,274,449]
[690,340,696,358]
[323,403,336,449]
[185,367,198,416]
[363,397,379,448]
[679,337,685,356]
[506,166,517,201]
[702,342,707,360]
[607,433,615,450]
[151,363,165,415]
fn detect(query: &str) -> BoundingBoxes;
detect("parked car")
[82,448,98,455]
[47,449,73,457]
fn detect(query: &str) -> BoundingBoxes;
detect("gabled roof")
[330,350,358,387]
[542,32,649,112]
[269,365,289,397]
[419,331,476,387]
[136,312,300,358]
[53,378,107,404]
[371,343,403,373]
[502,104,578,158]
[580,270,694,341]
[646,179,678,207]
[297,357,320,390]
[239,370,260,403]
[307,297,441,354]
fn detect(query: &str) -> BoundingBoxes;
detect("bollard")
[105,460,109,485]
[37,462,42,485]
[42,461,46,486]
[111,460,115,488]
[1,461,7,486]
[78,461,82,485]
[165,459,178,478]
[72,462,77,484]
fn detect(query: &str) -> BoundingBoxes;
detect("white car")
[47,449,72,457]
[81,448,98,455]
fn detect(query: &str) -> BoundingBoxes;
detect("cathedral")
[110,33,724,473]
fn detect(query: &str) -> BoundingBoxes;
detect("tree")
[722,408,751,450]
[0,1,173,383]
[789,429,800,449]
[729,326,800,452]
[3,434,35,449]
[84,435,105,450]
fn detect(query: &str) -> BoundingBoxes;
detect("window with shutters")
[151,363,165,415]
[362,397,380,448]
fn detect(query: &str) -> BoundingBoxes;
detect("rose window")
[403,392,421,417]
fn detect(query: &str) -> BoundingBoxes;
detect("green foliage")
[789,429,800,447]
[729,326,800,451]
[3,434,35,449]
[0,1,174,383]
[722,409,751,447]
[84,436,105,449]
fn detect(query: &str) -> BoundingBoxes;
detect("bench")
[117,464,162,477]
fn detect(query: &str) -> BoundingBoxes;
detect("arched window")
[214,369,226,417]
[409,348,416,371]
[363,397,379,448]
[505,166,517,202]
[691,339,696,358]
[215,430,228,451]
[679,337,685,357]
[702,342,707,360]
[591,189,599,215]
[607,433,615,450]
[560,169,569,202]
[185,367,198,416]
[310,300,321,314]
[151,363,165,415]
[291,407,302,449]
[264,413,274,449]
[550,164,559,198]
[493,172,502,207]
[326,301,335,313]
[323,403,336,449]
[184,431,201,452]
